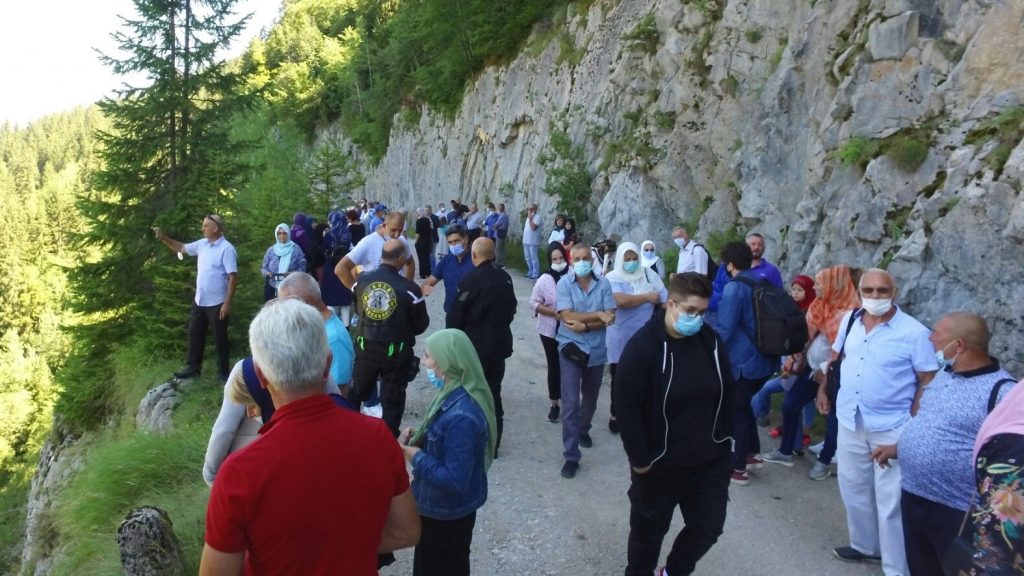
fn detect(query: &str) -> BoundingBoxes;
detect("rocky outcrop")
[117,506,185,576]
[136,381,184,434]
[328,0,1023,373]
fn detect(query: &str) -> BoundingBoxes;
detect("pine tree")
[67,0,254,428]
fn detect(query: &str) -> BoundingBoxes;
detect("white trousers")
[837,413,908,576]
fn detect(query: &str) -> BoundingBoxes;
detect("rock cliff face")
[336,0,1023,370]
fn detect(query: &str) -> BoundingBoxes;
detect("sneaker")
[808,441,824,456]
[756,414,770,427]
[579,432,593,448]
[730,469,750,485]
[761,450,794,467]
[769,426,782,438]
[809,461,831,481]
[832,546,881,563]
[173,366,200,379]
[547,405,560,423]
[746,454,764,470]
[560,460,579,479]
[608,417,620,434]
[794,449,806,457]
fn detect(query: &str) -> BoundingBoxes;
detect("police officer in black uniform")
[447,237,518,456]
[351,238,429,436]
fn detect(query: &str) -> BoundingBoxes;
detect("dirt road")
[381,271,882,576]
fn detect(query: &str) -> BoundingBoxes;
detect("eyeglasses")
[669,299,707,317]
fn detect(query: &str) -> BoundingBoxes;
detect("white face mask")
[862,297,893,316]
[551,262,568,272]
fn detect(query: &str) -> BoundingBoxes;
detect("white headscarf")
[605,242,659,294]
[640,240,660,268]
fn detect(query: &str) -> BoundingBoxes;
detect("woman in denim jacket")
[401,329,497,576]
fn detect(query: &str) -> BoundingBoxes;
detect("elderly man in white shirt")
[671,226,709,275]
[817,268,938,575]
[335,211,416,289]
[154,214,238,381]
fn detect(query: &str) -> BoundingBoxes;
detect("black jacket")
[446,261,517,364]
[614,309,735,469]
[353,264,429,345]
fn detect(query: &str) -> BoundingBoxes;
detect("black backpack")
[733,275,809,356]
[692,243,717,284]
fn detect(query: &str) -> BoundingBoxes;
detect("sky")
[0,0,283,127]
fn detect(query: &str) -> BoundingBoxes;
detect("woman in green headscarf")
[400,329,496,576]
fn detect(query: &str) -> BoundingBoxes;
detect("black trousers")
[185,302,230,377]
[625,456,731,575]
[415,242,432,279]
[482,357,505,456]
[609,363,619,418]
[414,512,477,576]
[350,340,413,436]
[901,489,965,576]
[732,376,768,471]
[540,334,561,401]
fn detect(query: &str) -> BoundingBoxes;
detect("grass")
[0,459,35,574]
[834,126,933,173]
[966,107,1024,177]
[744,28,763,43]
[621,12,659,55]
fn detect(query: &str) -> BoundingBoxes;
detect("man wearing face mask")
[555,244,617,479]
[422,224,475,315]
[820,268,938,574]
[671,226,709,276]
[867,312,1015,576]
[614,272,735,576]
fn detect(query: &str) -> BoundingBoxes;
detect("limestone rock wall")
[328,0,1023,369]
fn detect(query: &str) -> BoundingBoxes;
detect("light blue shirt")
[899,362,1015,511]
[606,276,667,364]
[324,315,354,386]
[555,273,616,367]
[184,236,237,307]
[834,308,939,432]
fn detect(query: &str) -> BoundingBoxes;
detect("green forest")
[0,0,592,572]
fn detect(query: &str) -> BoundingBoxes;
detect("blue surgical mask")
[450,243,465,257]
[573,261,592,277]
[935,340,959,371]
[643,250,655,257]
[426,368,445,389]
[623,261,640,274]
[674,310,703,336]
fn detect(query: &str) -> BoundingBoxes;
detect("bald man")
[821,268,938,573]
[869,312,1016,575]
[447,237,518,457]
[278,273,356,397]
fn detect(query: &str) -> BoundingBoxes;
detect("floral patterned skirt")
[969,433,1024,574]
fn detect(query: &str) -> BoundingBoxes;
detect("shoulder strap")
[988,378,1016,413]
[733,275,755,287]
[837,309,860,357]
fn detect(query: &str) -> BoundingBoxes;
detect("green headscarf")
[411,329,498,471]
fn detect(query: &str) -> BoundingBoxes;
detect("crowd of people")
[153,204,1022,576]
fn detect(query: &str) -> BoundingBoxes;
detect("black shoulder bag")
[825,310,859,403]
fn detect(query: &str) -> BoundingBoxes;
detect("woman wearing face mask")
[605,242,668,433]
[399,330,497,576]
[530,242,572,422]
[640,240,665,279]
[260,224,308,302]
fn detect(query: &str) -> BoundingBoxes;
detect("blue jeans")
[751,376,816,436]
[559,351,603,463]
[524,243,540,278]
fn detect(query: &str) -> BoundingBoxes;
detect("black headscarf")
[542,241,569,283]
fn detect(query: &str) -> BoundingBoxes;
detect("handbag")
[941,507,975,576]
[562,342,590,368]
[825,310,859,403]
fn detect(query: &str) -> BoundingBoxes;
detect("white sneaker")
[808,441,824,456]
[361,403,383,418]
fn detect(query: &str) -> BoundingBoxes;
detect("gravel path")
[381,271,884,576]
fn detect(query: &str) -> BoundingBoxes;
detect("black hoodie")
[614,309,736,469]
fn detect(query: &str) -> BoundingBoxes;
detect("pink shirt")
[529,274,559,338]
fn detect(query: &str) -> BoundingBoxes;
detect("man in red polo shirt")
[200,299,420,575]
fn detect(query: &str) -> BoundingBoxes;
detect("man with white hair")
[200,299,419,575]
[278,272,355,396]
[818,269,938,574]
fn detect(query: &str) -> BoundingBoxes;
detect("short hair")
[446,224,468,239]
[944,311,991,351]
[229,370,255,406]
[745,231,765,241]
[206,214,225,232]
[858,268,896,289]
[381,239,405,261]
[720,241,753,271]
[385,211,405,223]
[669,272,712,300]
[571,243,591,258]
[672,225,686,234]
[249,299,328,394]
[277,272,322,304]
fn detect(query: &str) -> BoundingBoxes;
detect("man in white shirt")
[817,269,938,575]
[154,214,238,381]
[465,202,484,241]
[672,226,709,275]
[335,211,415,289]
[522,203,543,279]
